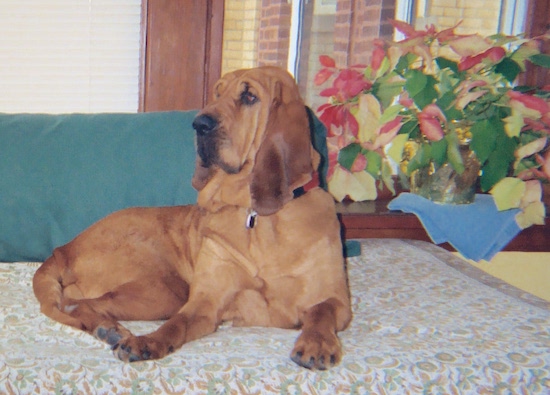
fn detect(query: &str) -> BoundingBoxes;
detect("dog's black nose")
[192,114,218,136]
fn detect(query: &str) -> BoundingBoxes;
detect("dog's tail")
[32,253,83,329]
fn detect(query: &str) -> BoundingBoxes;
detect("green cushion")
[0,112,198,262]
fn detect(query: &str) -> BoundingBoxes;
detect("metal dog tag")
[246,210,258,229]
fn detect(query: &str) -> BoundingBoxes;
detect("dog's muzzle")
[193,113,220,168]
[192,114,218,136]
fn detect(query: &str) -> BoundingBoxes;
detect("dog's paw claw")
[291,352,323,370]
[290,331,342,370]
[128,353,142,363]
[114,336,164,363]
[291,351,334,370]
[95,327,123,346]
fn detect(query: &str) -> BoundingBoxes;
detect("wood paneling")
[139,0,224,112]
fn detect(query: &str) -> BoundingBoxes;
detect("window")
[0,0,141,113]
[222,0,533,112]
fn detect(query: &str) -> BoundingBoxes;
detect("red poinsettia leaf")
[318,105,352,135]
[370,46,386,72]
[418,104,446,141]
[379,116,403,135]
[459,46,506,71]
[334,106,346,126]
[389,19,420,39]
[314,68,335,86]
[486,47,506,62]
[419,117,445,141]
[458,56,478,72]
[318,105,336,126]
[508,90,549,114]
[319,87,339,97]
[351,153,368,172]
[317,103,331,113]
[332,69,371,99]
[346,80,371,97]
[319,55,336,68]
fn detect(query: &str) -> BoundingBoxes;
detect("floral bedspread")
[1,239,549,394]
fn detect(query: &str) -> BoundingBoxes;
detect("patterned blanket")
[1,239,548,394]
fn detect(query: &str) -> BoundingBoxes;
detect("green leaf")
[445,133,465,174]
[338,143,362,171]
[404,69,426,97]
[395,53,416,74]
[470,119,498,164]
[430,138,448,166]
[436,91,462,120]
[364,150,382,178]
[405,70,438,109]
[372,72,406,109]
[407,144,431,174]
[399,119,419,136]
[529,53,550,68]
[379,104,404,124]
[495,57,522,83]
[435,57,459,73]
[479,131,517,191]
[436,69,458,97]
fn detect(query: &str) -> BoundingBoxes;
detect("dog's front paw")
[95,326,123,346]
[290,330,342,370]
[94,323,132,346]
[113,335,171,363]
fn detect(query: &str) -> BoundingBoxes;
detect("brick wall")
[301,10,335,107]
[258,0,292,68]
[334,0,396,67]
[221,0,261,75]
[419,0,501,37]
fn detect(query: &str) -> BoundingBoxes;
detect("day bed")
[1,112,549,394]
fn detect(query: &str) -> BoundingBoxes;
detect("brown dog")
[33,66,351,370]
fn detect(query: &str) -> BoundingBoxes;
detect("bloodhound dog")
[33,66,352,370]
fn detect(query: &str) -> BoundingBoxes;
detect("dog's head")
[192,66,320,215]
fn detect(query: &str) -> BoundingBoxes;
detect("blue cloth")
[388,193,522,261]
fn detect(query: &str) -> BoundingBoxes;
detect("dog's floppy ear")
[250,90,319,216]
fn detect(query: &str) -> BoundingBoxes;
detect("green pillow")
[0,112,198,262]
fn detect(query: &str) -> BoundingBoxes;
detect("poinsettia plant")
[315,20,550,227]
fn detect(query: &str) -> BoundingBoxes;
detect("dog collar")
[246,209,258,229]
[245,188,307,229]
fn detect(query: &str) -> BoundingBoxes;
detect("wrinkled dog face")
[192,69,275,174]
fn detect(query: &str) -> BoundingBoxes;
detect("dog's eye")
[240,91,258,106]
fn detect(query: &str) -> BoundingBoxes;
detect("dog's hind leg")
[62,277,190,347]
[112,256,253,362]
[59,296,133,346]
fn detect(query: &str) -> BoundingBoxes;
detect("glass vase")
[408,121,480,204]
[409,145,480,204]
